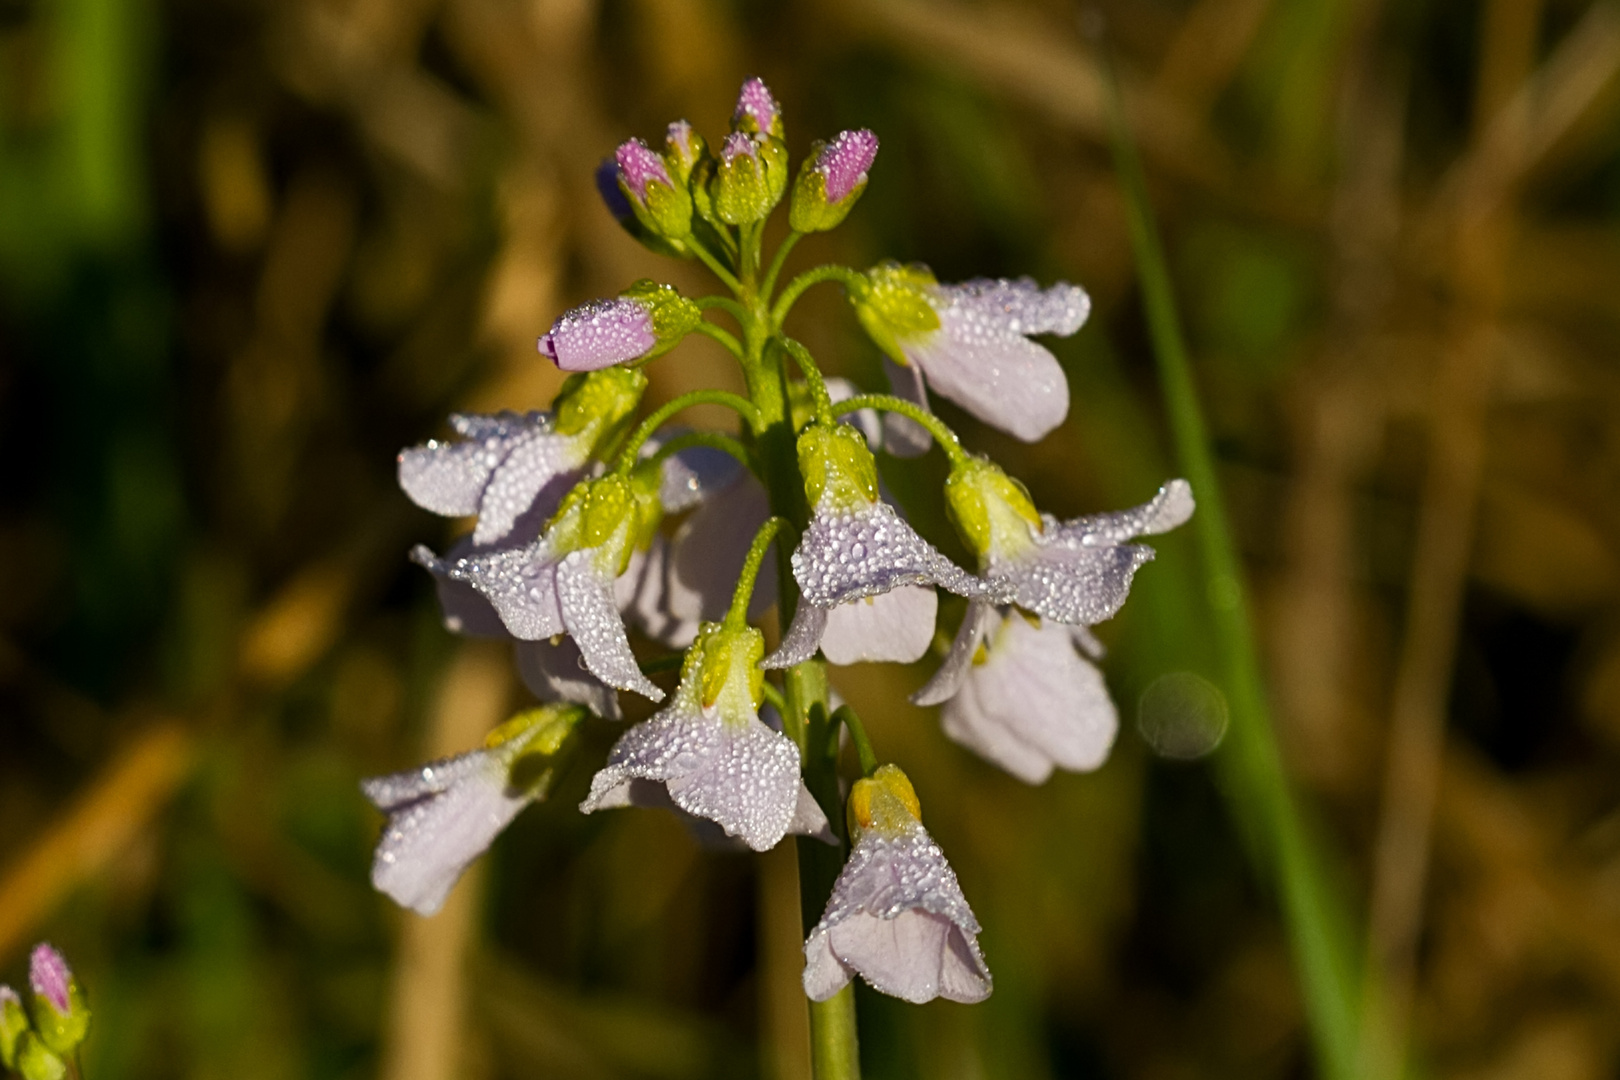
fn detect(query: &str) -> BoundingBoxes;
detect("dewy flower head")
[580,623,831,851]
[539,281,700,373]
[615,136,693,239]
[803,765,991,1004]
[790,129,879,233]
[947,460,1195,626]
[765,423,985,668]
[415,471,665,700]
[398,368,646,548]
[25,944,88,1058]
[853,264,1090,443]
[916,603,1117,783]
[363,704,587,915]
[731,76,783,139]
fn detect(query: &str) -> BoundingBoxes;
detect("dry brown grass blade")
[0,723,196,961]
[378,642,513,1080]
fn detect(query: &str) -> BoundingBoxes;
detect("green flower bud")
[615,138,692,240]
[851,262,941,365]
[688,623,765,719]
[15,1034,66,1080]
[1,987,28,1070]
[944,458,1042,560]
[797,423,879,511]
[713,133,787,225]
[553,367,648,442]
[664,120,707,186]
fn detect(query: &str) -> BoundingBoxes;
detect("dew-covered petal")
[411,543,513,639]
[990,542,1154,626]
[651,436,745,513]
[539,298,657,372]
[617,535,702,649]
[941,277,1090,337]
[879,358,933,458]
[820,586,937,665]
[1048,479,1195,546]
[761,601,829,669]
[513,636,622,722]
[555,552,664,700]
[790,785,837,845]
[941,614,1117,783]
[670,475,774,624]
[911,599,997,706]
[794,500,987,607]
[422,540,566,640]
[581,702,802,851]
[362,750,527,916]
[398,411,544,517]
[903,321,1068,443]
[802,824,989,1004]
[472,427,591,546]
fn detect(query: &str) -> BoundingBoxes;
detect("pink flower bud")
[721,132,758,164]
[732,77,782,137]
[819,129,879,203]
[614,138,673,204]
[539,298,658,372]
[28,945,70,1016]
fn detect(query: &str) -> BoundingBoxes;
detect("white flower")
[915,603,1116,783]
[580,623,831,850]
[362,706,585,915]
[803,765,990,1004]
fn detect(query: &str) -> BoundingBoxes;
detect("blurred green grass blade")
[1098,41,1361,1080]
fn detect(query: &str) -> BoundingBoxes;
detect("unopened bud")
[615,137,693,240]
[552,367,647,442]
[14,1034,65,1080]
[731,76,783,139]
[664,120,706,185]
[26,945,87,1059]
[847,764,922,841]
[713,133,787,225]
[1,987,27,1070]
[797,423,880,511]
[790,129,878,233]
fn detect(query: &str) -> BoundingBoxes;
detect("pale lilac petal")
[793,500,986,606]
[733,77,781,135]
[818,129,879,203]
[820,586,937,665]
[362,750,525,915]
[803,823,990,1004]
[555,552,664,700]
[941,615,1117,783]
[472,428,591,545]
[513,637,622,721]
[419,541,565,640]
[879,358,932,458]
[615,138,672,202]
[581,700,802,851]
[617,536,701,649]
[1070,624,1105,659]
[1048,479,1195,545]
[944,277,1090,336]
[398,411,548,517]
[28,945,71,1015]
[761,602,829,669]
[655,440,745,513]
[902,320,1068,442]
[790,785,837,845]
[671,475,774,624]
[538,298,656,372]
[990,542,1154,626]
[911,599,997,706]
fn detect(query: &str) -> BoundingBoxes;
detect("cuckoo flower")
[26,944,89,1059]
[414,472,665,699]
[947,460,1194,627]
[398,368,646,547]
[853,264,1091,444]
[580,623,831,851]
[539,281,701,372]
[363,706,586,916]
[614,137,692,239]
[764,423,985,669]
[803,765,991,1004]
[790,129,879,233]
[916,603,1117,783]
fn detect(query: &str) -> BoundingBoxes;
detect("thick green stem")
[771,263,868,327]
[832,704,878,777]
[1103,45,1360,1080]
[809,988,861,1080]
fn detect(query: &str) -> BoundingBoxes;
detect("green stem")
[771,263,868,327]
[776,336,835,423]
[644,429,757,474]
[761,679,787,717]
[1102,45,1360,1080]
[832,704,878,777]
[833,393,967,463]
[615,390,760,473]
[687,234,742,294]
[692,319,745,359]
[761,230,803,300]
[726,516,791,631]
[809,988,861,1080]
[696,295,750,323]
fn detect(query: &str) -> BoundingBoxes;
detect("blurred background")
[3,0,1620,1077]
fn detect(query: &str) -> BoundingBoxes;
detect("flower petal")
[992,542,1154,626]
[794,501,986,607]
[1049,479,1195,546]
[911,599,997,705]
[761,601,829,669]
[513,637,622,721]
[670,475,774,624]
[423,540,566,640]
[879,358,933,458]
[825,377,883,450]
[617,536,702,649]
[362,751,527,916]
[820,586,937,665]
[398,411,544,517]
[903,324,1068,443]
[790,785,837,845]
[941,614,1117,783]
[555,552,664,700]
[943,277,1090,336]
[651,436,745,513]
[472,427,590,546]
[411,543,514,639]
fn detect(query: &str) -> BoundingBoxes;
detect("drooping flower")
[580,623,831,850]
[790,129,879,233]
[915,603,1116,783]
[947,462,1195,626]
[853,264,1090,443]
[25,944,88,1058]
[538,280,701,373]
[764,422,984,669]
[803,765,991,1004]
[398,368,646,547]
[363,705,587,915]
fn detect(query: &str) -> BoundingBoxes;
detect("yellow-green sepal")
[944,458,1043,561]
[851,262,940,365]
[553,367,648,443]
[14,1034,66,1080]
[487,704,590,797]
[686,623,764,721]
[797,423,879,512]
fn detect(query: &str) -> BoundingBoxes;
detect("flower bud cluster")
[1,945,91,1080]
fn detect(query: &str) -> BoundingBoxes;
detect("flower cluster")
[365,78,1191,1014]
[2,944,91,1080]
